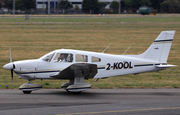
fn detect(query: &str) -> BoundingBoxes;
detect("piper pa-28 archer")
[3,30,176,94]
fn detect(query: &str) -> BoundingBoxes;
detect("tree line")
[84,0,180,14]
[1,0,180,14]
[0,0,36,10]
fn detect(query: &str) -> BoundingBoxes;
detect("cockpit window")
[54,53,73,62]
[41,52,55,62]
[76,54,88,62]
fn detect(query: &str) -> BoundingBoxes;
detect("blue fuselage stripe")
[15,67,105,75]
[19,87,42,90]
[154,39,173,42]
[97,67,105,69]
[134,64,153,67]
[15,70,60,74]
[134,63,167,67]
[155,63,167,65]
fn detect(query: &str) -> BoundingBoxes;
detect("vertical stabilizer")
[137,30,175,62]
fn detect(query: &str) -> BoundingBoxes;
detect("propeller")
[10,47,14,85]
[3,47,16,86]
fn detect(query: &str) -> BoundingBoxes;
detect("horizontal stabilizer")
[155,64,177,68]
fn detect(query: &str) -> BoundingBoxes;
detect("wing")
[50,63,97,79]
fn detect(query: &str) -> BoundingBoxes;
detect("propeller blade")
[10,47,14,86]
[10,47,12,62]
[11,69,13,85]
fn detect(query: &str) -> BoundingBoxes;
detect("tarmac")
[0,89,180,115]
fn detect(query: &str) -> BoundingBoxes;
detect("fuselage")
[7,49,166,81]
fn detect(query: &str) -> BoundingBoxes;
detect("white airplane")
[3,30,176,94]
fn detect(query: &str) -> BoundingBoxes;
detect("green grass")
[0,16,180,89]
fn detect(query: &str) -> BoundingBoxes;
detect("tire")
[73,91,81,94]
[66,89,70,93]
[23,91,32,94]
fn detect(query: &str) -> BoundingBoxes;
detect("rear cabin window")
[54,53,73,62]
[92,56,101,62]
[76,54,88,62]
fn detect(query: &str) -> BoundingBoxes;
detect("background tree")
[161,0,180,13]
[82,0,106,14]
[109,0,125,14]
[75,4,80,13]
[24,0,36,10]
[110,1,119,13]
[4,0,13,10]
[15,0,36,12]
[124,0,151,13]
[16,0,25,10]
[97,2,107,14]
[149,0,164,12]
[120,0,125,13]
[58,0,73,13]
[3,0,36,11]
[0,2,2,9]
[82,0,98,14]
[141,0,151,6]
[171,0,180,13]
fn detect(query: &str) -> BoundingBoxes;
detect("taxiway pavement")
[0,89,180,115]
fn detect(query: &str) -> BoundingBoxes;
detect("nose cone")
[3,63,14,70]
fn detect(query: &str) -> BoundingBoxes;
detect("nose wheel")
[19,81,42,94]
[23,91,32,94]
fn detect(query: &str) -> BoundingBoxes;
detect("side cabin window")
[92,56,101,62]
[54,53,73,62]
[76,54,88,62]
[41,53,55,62]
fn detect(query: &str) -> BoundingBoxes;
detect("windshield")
[39,52,55,62]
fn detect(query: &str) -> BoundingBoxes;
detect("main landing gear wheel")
[66,89,81,94]
[23,91,32,94]
[66,89,70,93]
[73,91,81,94]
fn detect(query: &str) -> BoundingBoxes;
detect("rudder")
[137,30,175,62]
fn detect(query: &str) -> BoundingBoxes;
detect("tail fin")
[137,30,175,62]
